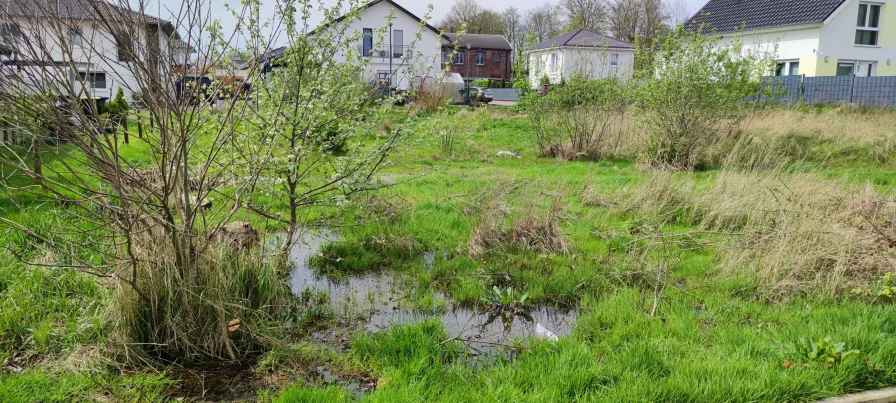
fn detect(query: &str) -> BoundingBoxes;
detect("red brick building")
[441,33,512,82]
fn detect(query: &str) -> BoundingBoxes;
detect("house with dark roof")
[0,0,189,100]
[525,28,634,88]
[687,0,896,77]
[440,33,513,82]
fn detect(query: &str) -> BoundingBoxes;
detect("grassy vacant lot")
[2,105,896,402]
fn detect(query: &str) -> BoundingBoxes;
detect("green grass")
[2,106,896,401]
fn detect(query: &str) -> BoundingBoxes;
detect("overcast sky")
[157,0,710,45]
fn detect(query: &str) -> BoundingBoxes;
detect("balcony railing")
[360,45,413,59]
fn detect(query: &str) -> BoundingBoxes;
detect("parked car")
[470,87,493,104]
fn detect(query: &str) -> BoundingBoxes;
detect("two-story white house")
[688,0,896,77]
[0,0,189,101]
[525,28,635,88]
[264,0,445,90]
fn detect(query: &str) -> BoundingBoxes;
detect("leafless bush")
[0,0,423,363]
[525,77,628,160]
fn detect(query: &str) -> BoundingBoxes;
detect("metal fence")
[761,75,896,107]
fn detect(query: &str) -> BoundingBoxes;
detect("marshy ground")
[3,105,896,402]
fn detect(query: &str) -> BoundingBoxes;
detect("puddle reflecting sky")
[284,230,578,353]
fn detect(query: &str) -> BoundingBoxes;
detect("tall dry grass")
[616,168,896,301]
[468,185,569,256]
[742,107,896,164]
[112,239,290,364]
[415,80,454,113]
[588,106,896,167]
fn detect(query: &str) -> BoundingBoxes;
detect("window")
[441,51,448,64]
[362,28,373,57]
[775,60,800,76]
[392,30,403,57]
[492,52,501,63]
[78,72,106,88]
[116,33,131,62]
[476,52,485,65]
[856,3,881,45]
[453,52,464,65]
[610,53,618,67]
[550,52,558,72]
[68,28,84,46]
[836,62,855,76]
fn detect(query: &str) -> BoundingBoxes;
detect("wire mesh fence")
[761,75,896,107]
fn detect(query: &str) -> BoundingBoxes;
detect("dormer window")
[856,2,881,46]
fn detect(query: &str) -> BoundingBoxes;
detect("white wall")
[328,1,442,89]
[720,25,821,61]
[527,47,634,88]
[819,0,896,61]
[8,17,179,100]
[716,0,896,76]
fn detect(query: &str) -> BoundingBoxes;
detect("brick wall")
[441,47,512,81]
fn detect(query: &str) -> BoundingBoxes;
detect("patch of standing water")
[285,231,578,355]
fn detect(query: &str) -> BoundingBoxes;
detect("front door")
[856,61,876,77]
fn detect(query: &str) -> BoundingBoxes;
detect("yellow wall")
[816,57,838,76]
[801,57,896,77]
[881,2,896,48]
[878,62,896,76]
[799,57,819,76]
[799,57,840,76]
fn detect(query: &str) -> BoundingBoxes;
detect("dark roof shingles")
[533,28,633,50]
[443,33,511,50]
[686,0,847,34]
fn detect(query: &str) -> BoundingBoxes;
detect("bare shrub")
[632,27,776,170]
[523,77,628,160]
[0,0,420,363]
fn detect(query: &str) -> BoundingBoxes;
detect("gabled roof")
[310,0,447,40]
[0,0,179,38]
[686,0,847,34]
[533,28,632,50]
[442,33,511,51]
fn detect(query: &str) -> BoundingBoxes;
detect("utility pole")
[388,22,393,97]
[465,43,471,105]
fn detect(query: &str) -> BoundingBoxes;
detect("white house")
[526,28,635,88]
[0,0,189,101]
[263,0,445,90]
[688,0,896,77]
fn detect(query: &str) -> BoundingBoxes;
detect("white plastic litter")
[535,323,559,341]
[496,151,521,158]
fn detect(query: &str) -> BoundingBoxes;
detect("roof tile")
[533,28,633,50]
[686,0,846,34]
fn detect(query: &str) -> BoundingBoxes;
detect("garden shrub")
[632,27,777,170]
[524,76,629,160]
